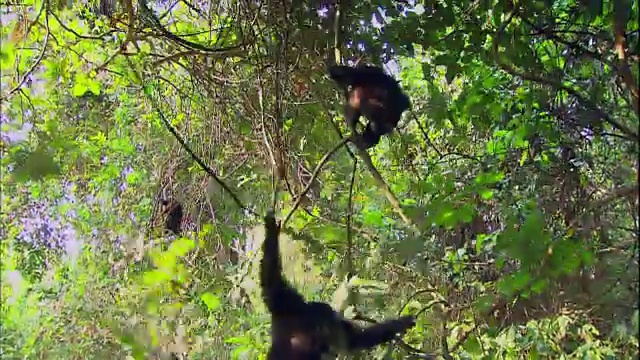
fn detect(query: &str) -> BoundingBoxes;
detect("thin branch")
[257,77,278,210]
[412,112,443,157]
[138,0,244,54]
[345,158,357,279]
[149,91,254,215]
[151,50,199,66]
[128,62,256,217]
[613,0,639,116]
[493,7,638,141]
[1,2,48,102]
[93,0,139,73]
[332,0,346,65]
[355,145,418,229]
[282,137,350,228]
[48,10,114,40]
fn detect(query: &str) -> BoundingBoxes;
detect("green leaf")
[445,63,462,83]
[530,278,548,294]
[72,81,89,97]
[72,73,101,96]
[90,132,107,146]
[474,294,494,312]
[479,188,494,200]
[0,41,16,68]
[475,233,496,254]
[458,203,475,223]
[110,137,135,154]
[463,334,482,355]
[362,208,385,226]
[151,251,177,270]
[169,238,196,257]
[88,78,101,95]
[519,150,528,165]
[421,63,432,78]
[433,204,456,228]
[512,271,531,292]
[201,292,222,311]
[475,171,505,185]
[43,58,63,80]
[12,148,61,182]
[142,268,172,285]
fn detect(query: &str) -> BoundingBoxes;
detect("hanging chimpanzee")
[261,211,415,359]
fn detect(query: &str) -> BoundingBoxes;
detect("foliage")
[0,0,637,359]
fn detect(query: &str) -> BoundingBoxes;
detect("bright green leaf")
[72,81,89,97]
[0,41,16,68]
[88,78,101,95]
[169,238,196,257]
[479,188,494,200]
[458,203,475,223]
[475,171,505,185]
[142,269,172,286]
[201,292,222,311]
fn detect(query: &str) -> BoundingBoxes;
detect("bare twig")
[1,2,48,102]
[345,158,357,278]
[128,61,256,217]
[354,145,418,228]
[257,79,278,210]
[48,11,114,40]
[138,0,244,54]
[282,137,350,227]
[412,112,443,157]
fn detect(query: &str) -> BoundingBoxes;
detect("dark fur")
[161,200,183,235]
[329,65,411,149]
[261,211,415,359]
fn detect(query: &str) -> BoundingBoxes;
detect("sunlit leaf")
[0,41,16,68]
[142,269,172,286]
[201,292,222,311]
[479,188,494,200]
[169,238,196,257]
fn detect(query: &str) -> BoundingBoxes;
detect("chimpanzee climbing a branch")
[329,64,411,150]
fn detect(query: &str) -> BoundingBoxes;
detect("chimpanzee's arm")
[261,212,307,316]
[344,315,415,350]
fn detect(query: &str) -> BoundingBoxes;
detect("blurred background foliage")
[0,0,638,359]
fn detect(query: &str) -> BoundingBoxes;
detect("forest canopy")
[1,0,638,359]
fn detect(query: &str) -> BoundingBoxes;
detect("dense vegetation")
[1,0,638,359]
